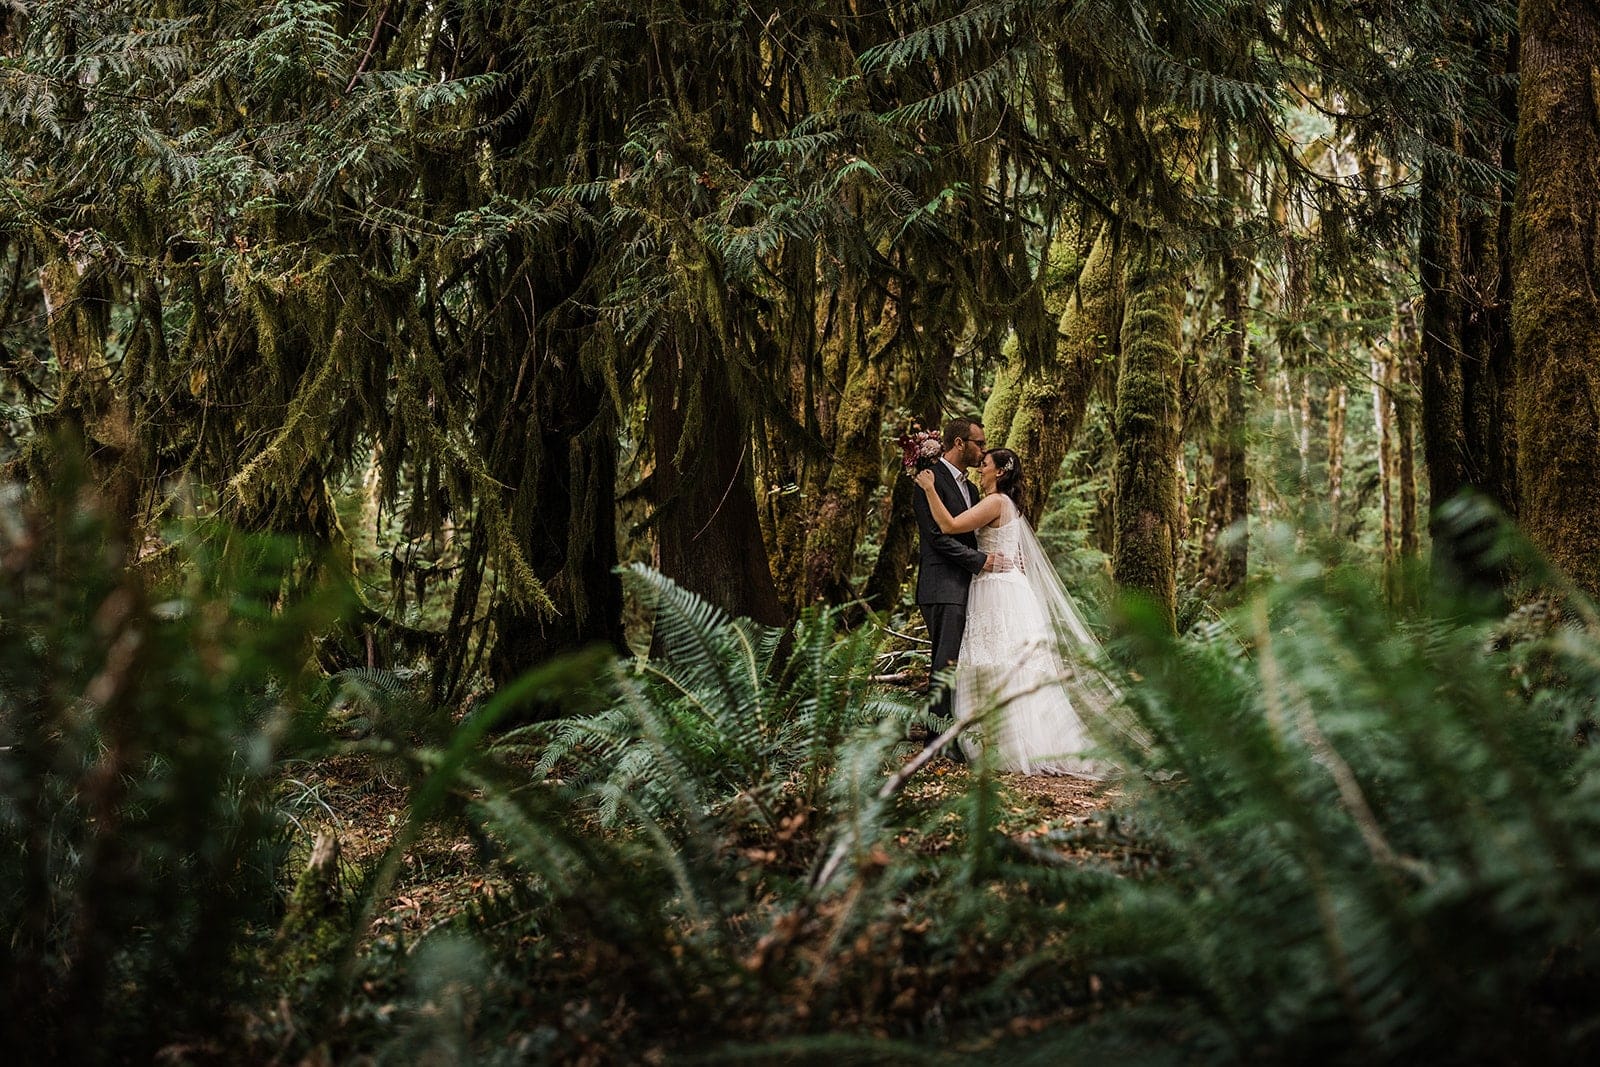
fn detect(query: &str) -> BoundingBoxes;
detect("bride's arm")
[913,471,1004,534]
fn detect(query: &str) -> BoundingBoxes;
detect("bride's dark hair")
[986,448,1026,517]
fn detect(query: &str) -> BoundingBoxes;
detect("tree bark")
[797,283,897,610]
[1112,248,1184,632]
[650,340,785,627]
[487,359,626,689]
[994,224,1120,519]
[1512,1,1600,598]
[1396,341,1420,558]
[1327,382,1348,538]
[1418,35,1519,528]
[1200,146,1251,592]
[860,306,960,614]
[1369,350,1395,566]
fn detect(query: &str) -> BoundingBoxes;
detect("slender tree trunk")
[1112,248,1184,632]
[1373,348,1395,564]
[1327,382,1348,537]
[1297,371,1313,501]
[1201,145,1251,592]
[1512,1,1600,598]
[1396,341,1420,558]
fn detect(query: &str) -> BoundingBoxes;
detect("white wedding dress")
[954,497,1114,777]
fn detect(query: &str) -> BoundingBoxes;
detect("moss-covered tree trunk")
[795,280,897,611]
[487,353,625,689]
[1512,0,1600,598]
[992,224,1120,519]
[1112,248,1184,632]
[859,301,960,614]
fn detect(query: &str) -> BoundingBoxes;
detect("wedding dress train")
[954,498,1114,777]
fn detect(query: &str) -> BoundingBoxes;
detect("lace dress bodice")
[962,503,1037,668]
[975,516,1023,561]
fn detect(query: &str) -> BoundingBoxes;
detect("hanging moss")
[798,294,895,609]
[1003,223,1120,518]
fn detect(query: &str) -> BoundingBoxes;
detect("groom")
[911,417,1005,756]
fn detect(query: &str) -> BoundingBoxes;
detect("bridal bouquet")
[896,426,942,477]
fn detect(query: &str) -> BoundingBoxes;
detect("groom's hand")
[983,552,1015,572]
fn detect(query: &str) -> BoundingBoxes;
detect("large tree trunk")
[796,281,897,610]
[993,224,1120,519]
[1512,1,1600,598]
[487,358,625,689]
[860,304,960,615]
[650,340,785,627]
[462,239,626,695]
[1112,248,1184,632]
[1419,34,1519,529]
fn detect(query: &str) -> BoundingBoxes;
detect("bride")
[913,449,1114,777]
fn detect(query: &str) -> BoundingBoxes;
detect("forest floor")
[277,750,1126,943]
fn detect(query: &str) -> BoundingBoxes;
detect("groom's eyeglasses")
[964,436,986,447]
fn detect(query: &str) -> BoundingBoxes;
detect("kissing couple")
[909,417,1114,776]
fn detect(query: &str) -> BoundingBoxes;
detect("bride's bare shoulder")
[986,494,1019,527]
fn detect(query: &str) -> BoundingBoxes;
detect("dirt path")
[279,752,1126,940]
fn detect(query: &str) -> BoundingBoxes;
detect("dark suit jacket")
[912,461,988,606]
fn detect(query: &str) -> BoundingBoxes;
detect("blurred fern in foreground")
[0,471,345,1064]
[1058,524,1600,1064]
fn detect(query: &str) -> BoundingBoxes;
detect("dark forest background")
[4,2,1600,1063]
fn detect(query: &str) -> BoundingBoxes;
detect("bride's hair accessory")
[895,425,943,477]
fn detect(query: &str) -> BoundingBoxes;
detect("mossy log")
[272,831,348,985]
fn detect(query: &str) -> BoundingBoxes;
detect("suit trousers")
[920,601,967,722]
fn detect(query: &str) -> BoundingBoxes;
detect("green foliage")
[295,565,1117,1061]
[1054,516,1600,1063]
[0,462,346,1064]
[515,564,921,830]
[11,462,1600,1064]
